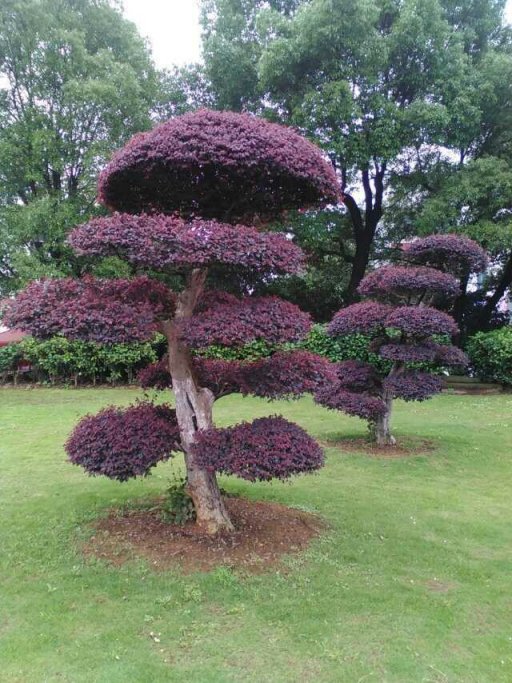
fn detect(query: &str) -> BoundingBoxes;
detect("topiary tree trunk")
[374,388,395,447]
[163,269,233,532]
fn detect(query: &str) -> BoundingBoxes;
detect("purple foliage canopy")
[385,306,459,338]
[403,234,488,274]
[383,372,444,402]
[358,266,459,301]
[192,416,324,481]
[66,403,181,481]
[138,350,334,401]
[4,276,174,343]
[98,110,340,223]
[328,301,392,337]
[182,296,312,348]
[70,213,305,275]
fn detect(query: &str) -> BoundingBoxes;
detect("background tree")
[0,0,158,294]
[196,0,510,312]
[314,234,488,446]
[6,110,339,533]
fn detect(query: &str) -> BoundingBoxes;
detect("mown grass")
[1,387,512,682]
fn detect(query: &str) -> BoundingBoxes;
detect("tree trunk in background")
[374,392,396,446]
[373,362,401,446]
[343,163,386,301]
[163,269,234,534]
[479,251,512,330]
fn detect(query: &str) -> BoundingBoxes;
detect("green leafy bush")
[193,324,445,374]
[1,335,164,385]
[297,324,392,372]
[162,476,196,525]
[0,343,23,374]
[196,338,275,361]
[466,327,512,385]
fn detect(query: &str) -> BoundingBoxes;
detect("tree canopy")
[0,0,158,293]
[196,0,512,322]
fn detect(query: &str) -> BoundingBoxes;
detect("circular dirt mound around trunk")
[84,497,325,573]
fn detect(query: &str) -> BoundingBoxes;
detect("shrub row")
[0,334,165,385]
[5,323,505,386]
[466,326,512,386]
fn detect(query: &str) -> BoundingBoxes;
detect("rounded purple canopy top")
[98,110,340,223]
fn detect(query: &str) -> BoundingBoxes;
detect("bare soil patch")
[84,497,325,573]
[323,436,437,458]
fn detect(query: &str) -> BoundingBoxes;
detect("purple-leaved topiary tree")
[314,234,488,446]
[5,110,340,534]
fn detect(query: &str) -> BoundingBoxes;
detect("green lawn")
[1,388,512,682]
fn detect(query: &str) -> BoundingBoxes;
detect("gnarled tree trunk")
[374,391,396,446]
[373,362,402,447]
[163,269,233,534]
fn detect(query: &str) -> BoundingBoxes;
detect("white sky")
[122,0,202,68]
[122,0,512,70]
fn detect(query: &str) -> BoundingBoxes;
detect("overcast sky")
[123,0,512,70]
[122,0,202,68]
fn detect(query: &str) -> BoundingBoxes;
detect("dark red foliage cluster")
[403,234,488,274]
[328,301,392,336]
[70,213,305,275]
[379,343,438,362]
[194,289,240,313]
[241,351,336,400]
[137,356,244,397]
[192,416,324,481]
[334,360,381,391]
[194,358,246,398]
[435,344,469,367]
[66,403,181,481]
[4,276,174,343]
[314,384,386,420]
[385,306,459,338]
[358,266,459,302]
[138,350,334,402]
[383,372,444,402]
[138,357,171,390]
[98,110,340,223]
[182,296,312,348]
[314,360,386,420]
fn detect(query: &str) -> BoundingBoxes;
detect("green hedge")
[466,327,512,386]
[1,324,456,385]
[0,335,164,385]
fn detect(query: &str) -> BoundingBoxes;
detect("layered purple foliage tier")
[383,371,444,401]
[70,213,305,275]
[385,306,459,338]
[182,296,312,348]
[138,350,334,401]
[328,301,392,337]
[66,403,181,481]
[403,234,488,274]
[358,265,459,301]
[379,343,439,362]
[192,416,324,481]
[241,350,335,400]
[4,276,174,343]
[98,110,340,222]
[314,384,387,419]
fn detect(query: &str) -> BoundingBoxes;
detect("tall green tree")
[0,0,158,294]
[387,43,512,332]
[200,0,510,312]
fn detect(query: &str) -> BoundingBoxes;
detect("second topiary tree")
[6,111,339,533]
[314,234,488,446]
